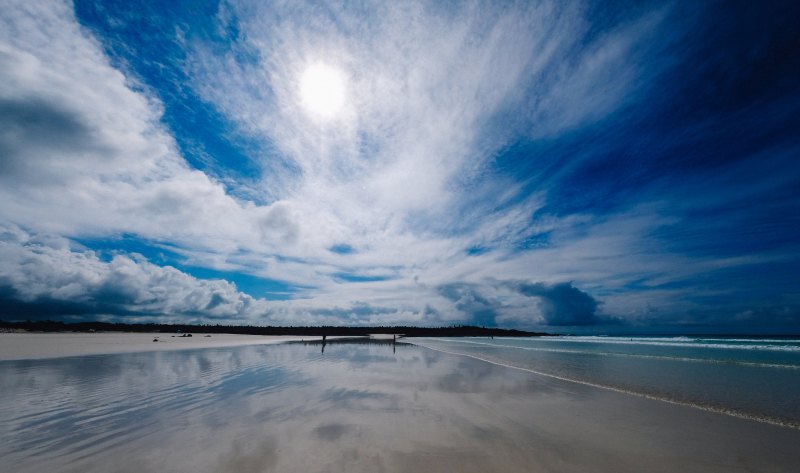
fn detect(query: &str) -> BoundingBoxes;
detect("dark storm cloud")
[0,98,96,176]
[0,98,90,149]
[512,281,599,326]
[0,285,102,320]
[438,283,497,326]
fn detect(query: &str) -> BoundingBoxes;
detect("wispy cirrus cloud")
[1,0,798,331]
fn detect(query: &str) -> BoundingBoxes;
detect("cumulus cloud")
[0,224,264,322]
[511,281,599,326]
[437,283,498,327]
[0,224,454,326]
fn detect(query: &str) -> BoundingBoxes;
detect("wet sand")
[1,340,798,472]
[0,332,322,361]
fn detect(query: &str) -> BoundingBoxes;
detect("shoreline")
[3,339,798,472]
[414,339,800,431]
[5,332,798,433]
[0,332,326,361]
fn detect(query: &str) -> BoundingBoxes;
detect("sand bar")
[0,332,322,361]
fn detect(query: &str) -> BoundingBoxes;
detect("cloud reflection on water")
[2,340,799,472]
[1,341,539,472]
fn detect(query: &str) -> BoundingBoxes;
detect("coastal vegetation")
[0,320,546,337]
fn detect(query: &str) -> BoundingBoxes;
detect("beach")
[0,332,321,361]
[1,336,798,472]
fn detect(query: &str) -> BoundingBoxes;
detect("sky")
[1,0,799,333]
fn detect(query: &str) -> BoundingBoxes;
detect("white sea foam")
[431,338,800,369]
[518,336,800,352]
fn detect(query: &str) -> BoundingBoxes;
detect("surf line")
[433,338,800,370]
[413,341,800,431]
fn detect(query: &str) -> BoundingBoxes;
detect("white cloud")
[0,223,263,321]
[4,0,774,327]
[178,0,669,275]
[0,0,305,259]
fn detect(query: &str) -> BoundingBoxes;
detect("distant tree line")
[0,320,549,337]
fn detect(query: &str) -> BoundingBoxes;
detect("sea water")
[414,336,800,427]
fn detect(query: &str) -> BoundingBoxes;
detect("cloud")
[511,281,599,326]
[0,223,448,326]
[1,1,797,331]
[0,0,313,263]
[0,97,98,177]
[185,0,664,248]
[437,283,498,326]
[0,223,265,322]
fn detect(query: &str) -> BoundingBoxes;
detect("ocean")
[414,336,800,428]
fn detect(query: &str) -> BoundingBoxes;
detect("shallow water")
[1,338,799,473]
[414,336,800,427]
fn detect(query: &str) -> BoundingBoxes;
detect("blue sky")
[1,0,799,333]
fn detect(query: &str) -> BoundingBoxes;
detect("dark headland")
[0,320,547,337]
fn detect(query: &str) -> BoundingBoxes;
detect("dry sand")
[0,332,321,361]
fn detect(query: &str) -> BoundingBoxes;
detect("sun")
[299,63,346,119]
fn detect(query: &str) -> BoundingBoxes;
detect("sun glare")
[299,63,346,119]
